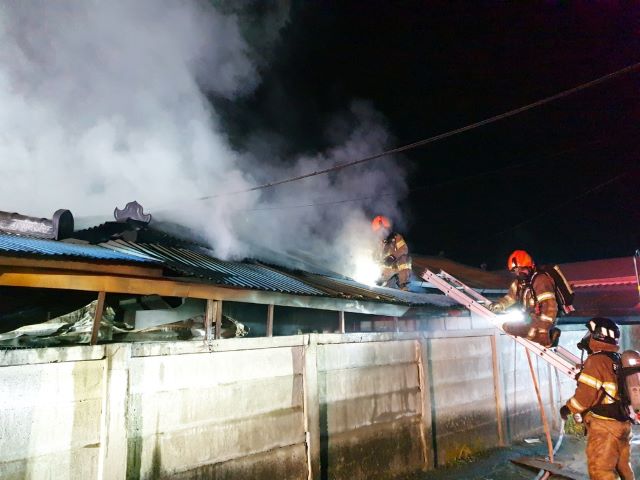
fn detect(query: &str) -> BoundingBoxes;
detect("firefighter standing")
[371,215,412,290]
[560,317,635,480]
[488,250,561,347]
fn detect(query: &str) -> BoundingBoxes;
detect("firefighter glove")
[383,255,396,266]
[560,405,571,421]
[487,303,505,313]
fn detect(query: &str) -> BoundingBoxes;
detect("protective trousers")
[380,254,411,290]
[502,317,552,346]
[584,415,634,480]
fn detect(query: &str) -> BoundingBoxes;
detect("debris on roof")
[0,209,74,240]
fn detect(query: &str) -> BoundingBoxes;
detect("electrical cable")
[491,170,631,238]
[191,60,640,202]
[238,126,638,213]
[75,61,640,222]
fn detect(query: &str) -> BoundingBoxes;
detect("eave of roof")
[0,269,417,316]
[0,237,454,317]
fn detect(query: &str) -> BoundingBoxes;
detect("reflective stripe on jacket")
[378,232,412,282]
[495,271,558,324]
[566,342,624,420]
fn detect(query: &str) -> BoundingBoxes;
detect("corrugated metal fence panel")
[0,233,157,263]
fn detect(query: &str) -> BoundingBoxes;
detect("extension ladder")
[421,268,581,378]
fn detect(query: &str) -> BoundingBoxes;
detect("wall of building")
[2,325,635,480]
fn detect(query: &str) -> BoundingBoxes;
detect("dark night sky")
[218,2,640,269]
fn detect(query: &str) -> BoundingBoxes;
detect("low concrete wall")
[317,338,426,480]
[3,325,633,479]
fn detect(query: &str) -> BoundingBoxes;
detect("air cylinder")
[621,350,640,412]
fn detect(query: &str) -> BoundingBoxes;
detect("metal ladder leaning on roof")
[421,268,581,379]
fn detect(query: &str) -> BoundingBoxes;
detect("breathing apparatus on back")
[577,317,640,422]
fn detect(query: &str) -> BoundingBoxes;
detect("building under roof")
[1,202,637,348]
[558,256,640,322]
[0,203,460,347]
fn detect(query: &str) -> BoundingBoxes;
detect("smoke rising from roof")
[0,1,409,276]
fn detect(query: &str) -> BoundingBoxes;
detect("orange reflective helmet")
[371,215,391,232]
[507,250,534,270]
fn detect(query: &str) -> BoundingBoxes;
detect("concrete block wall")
[0,328,594,480]
[316,338,426,480]
[0,347,106,480]
[427,335,501,465]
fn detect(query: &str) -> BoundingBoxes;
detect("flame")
[352,252,381,287]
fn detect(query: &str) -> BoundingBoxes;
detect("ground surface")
[404,429,640,480]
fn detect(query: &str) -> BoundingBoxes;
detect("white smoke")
[234,100,408,275]
[0,1,256,214]
[0,1,409,275]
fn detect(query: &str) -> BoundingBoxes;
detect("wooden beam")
[90,291,106,345]
[0,256,163,278]
[204,299,215,342]
[0,271,410,316]
[267,304,274,337]
[214,300,223,340]
[490,333,506,447]
[338,311,345,334]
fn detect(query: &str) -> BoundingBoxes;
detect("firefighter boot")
[548,327,561,348]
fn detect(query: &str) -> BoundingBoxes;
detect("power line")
[239,126,639,212]
[193,60,640,202]
[491,170,632,238]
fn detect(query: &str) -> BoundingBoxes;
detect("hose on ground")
[533,419,565,480]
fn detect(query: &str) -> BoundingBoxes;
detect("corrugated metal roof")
[568,284,640,319]
[99,240,454,306]
[0,233,158,263]
[293,271,458,307]
[100,240,326,295]
[559,256,637,283]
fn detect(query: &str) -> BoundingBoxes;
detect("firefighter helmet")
[371,215,391,232]
[586,317,620,345]
[507,250,534,271]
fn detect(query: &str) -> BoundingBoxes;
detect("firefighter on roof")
[488,250,561,347]
[560,317,635,480]
[371,215,412,291]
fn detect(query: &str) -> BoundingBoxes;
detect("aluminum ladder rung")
[421,268,581,378]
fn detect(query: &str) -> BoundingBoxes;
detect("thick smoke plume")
[0,1,408,277]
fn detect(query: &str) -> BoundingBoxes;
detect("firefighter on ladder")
[488,250,561,347]
[560,317,635,480]
[371,215,412,291]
